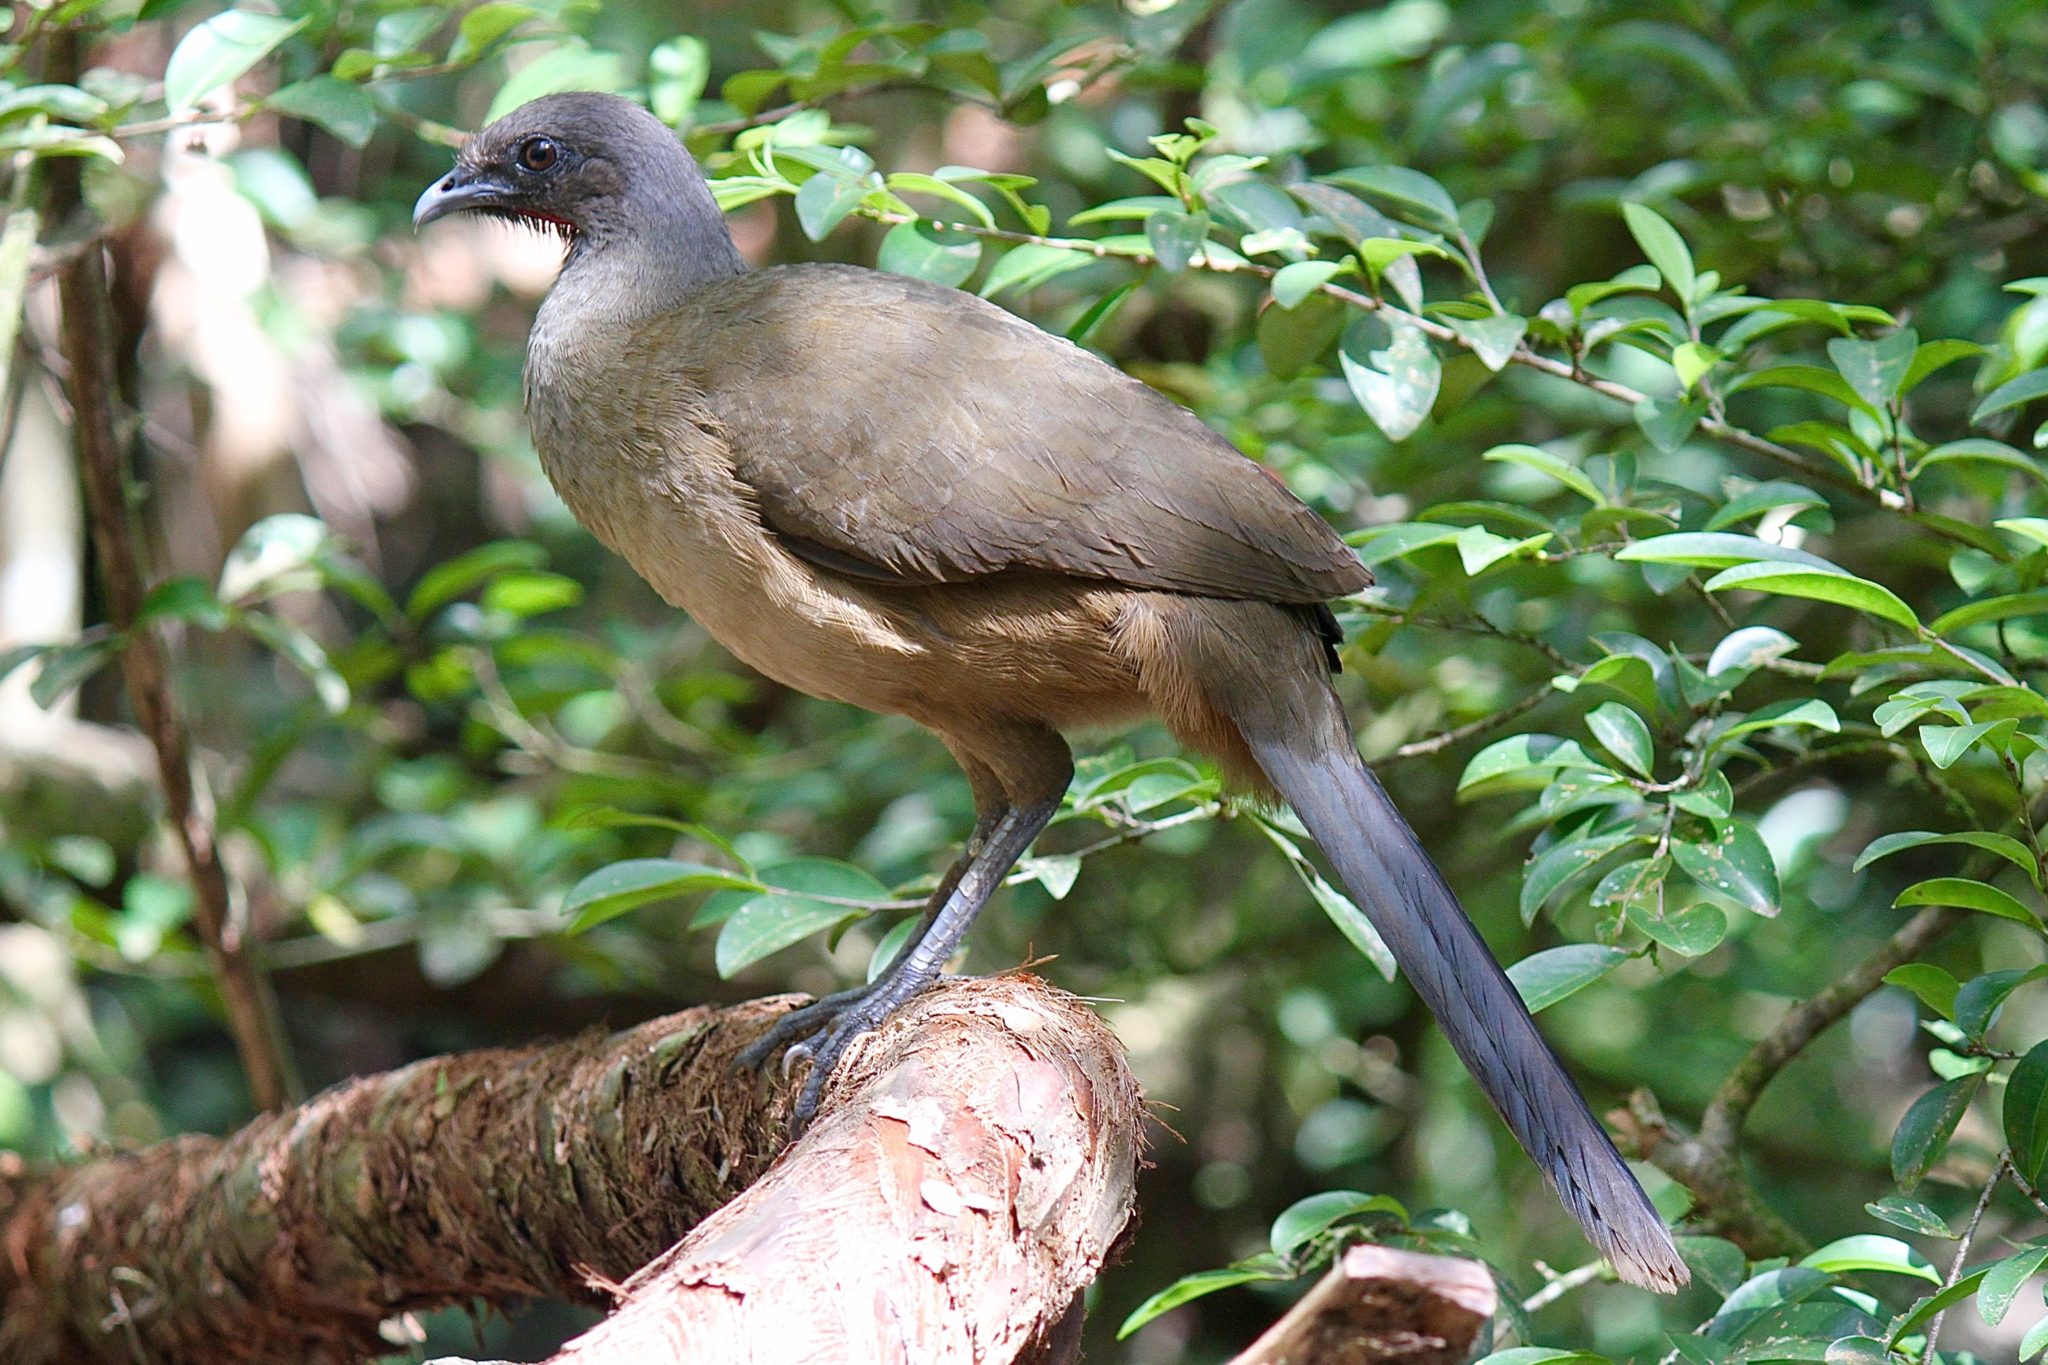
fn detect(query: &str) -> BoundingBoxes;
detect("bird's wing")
[650,264,1368,604]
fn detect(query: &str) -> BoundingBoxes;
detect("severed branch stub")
[0,975,1141,1365]
[1226,1246,1496,1365]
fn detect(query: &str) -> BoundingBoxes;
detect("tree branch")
[0,975,1141,1365]
[1225,1246,1495,1365]
[42,32,298,1111]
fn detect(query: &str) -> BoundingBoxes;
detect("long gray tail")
[1246,730,1689,1291]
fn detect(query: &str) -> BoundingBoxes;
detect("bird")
[414,91,1688,1291]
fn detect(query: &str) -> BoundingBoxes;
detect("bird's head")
[413,92,729,259]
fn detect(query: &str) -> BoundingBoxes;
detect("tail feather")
[1247,731,1689,1291]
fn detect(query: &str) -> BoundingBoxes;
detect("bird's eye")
[517,136,560,173]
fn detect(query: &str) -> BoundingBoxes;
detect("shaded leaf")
[1506,944,1630,1013]
[1890,1075,1980,1189]
[1673,822,1779,915]
[1269,1190,1407,1257]
[2007,1040,2048,1187]
[164,10,305,113]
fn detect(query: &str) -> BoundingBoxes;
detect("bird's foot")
[737,966,951,1130]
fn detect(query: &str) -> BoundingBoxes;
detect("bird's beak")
[412,168,508,229]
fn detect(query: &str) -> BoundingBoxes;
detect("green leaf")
[1889,1267,1990,1345]
[648,35,712,126]
[28,637,118,710]
[979,242,1091,299]
[1067,282,1137,344]
[139,576,229,630]
[1144,208,1210,272]
[1708,698,1841,754]
[2007,1039,2048,1186]
[1916,437,2047,484]
[562,859,761,934]
[218,512,334,600]
[793,170,867,240]
[1702,562,1921,631]
[1269,1190,1407,1257]
[716,895,860,976]
[454,2,539,61]
[1676,1236,1749,1296]
[1621,202,1696,303]
[1672,822,1779,915]
[1974,368,2048,424]
[1458,734,1599,798]
[1340,318,1439,441]
[1628,900,1727,956]
[1117,1260,1293,1337]
[1827,329,1917,410]
[1798,1235,1940,1283]
[1587,702,1654,776]
[1454,526,1550,575]
[2024,1312,2048,1362]
[1954,965,2048,1038]
[1918,717,2017,768]
[1893,877,2041,928]
[164,10,305,114]
[1704,482,1830,532]
[1255,818,1395,979]
[1506,943,1630,1013]
[1615,532,1834,571]
[1271,260,1341,309]
[1322,164,1459,232]
[1882,964,1961,1018]
[1705,625,1799,678]
[264,77,376,148]
[485,44,630,124]
[1634,395,1704,453]
[1473,1350,1608,1365]
[1864,1195,1954,1239]
[1890,1075,1980,1188]
[481,570,583,618]
[1930,588,2048,636]
[1673,340,1719,392]
[1448,313,1526,371]
[1981,1245,2048,1327]
[406,541,547,620]
[1901,338,1986,394]
[1483,444,1604,502]
[877,220,981,286]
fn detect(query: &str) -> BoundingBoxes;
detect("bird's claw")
[735,970,951,1131]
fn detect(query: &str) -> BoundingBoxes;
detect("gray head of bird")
[412,92,742,277]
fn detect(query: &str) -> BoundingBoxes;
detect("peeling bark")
[1226,1246,1496,1365]
[0,975,1141,1365]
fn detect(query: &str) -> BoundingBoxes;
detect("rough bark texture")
[1226,1246,1496,1365]
[0,975,1141,1365]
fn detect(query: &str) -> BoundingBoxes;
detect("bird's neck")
[548,175,748,329]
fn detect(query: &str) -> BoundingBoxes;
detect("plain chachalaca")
[414,92,1688,1291]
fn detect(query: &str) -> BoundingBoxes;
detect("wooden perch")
[0,975,1141,1365]
[1227,1246,1496,1365]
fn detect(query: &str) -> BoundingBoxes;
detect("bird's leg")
[755,798,1059,1128]
[734,810,1001,1072]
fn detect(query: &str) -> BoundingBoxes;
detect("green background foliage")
[4,0,2048,1359]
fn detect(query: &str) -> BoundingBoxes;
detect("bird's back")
[631,263,1370,609]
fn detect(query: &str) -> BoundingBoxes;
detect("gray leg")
[747,799,1059,1128]
[734,811,1000,1074]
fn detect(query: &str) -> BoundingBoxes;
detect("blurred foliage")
[5,0,2048,1360]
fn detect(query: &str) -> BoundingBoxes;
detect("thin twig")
[1695,905,1962,1155]
[1925,1152,2006,1350]
[1519,1259,1607,1313]
[1382,684,1552,765]
[43,37,297,1110]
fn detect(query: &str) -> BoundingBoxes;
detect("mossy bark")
[0,975,1141,1365]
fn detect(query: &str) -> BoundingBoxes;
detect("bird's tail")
[1241,722,1689,1291]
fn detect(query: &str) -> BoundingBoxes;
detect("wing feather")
[638,264,1370,604]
